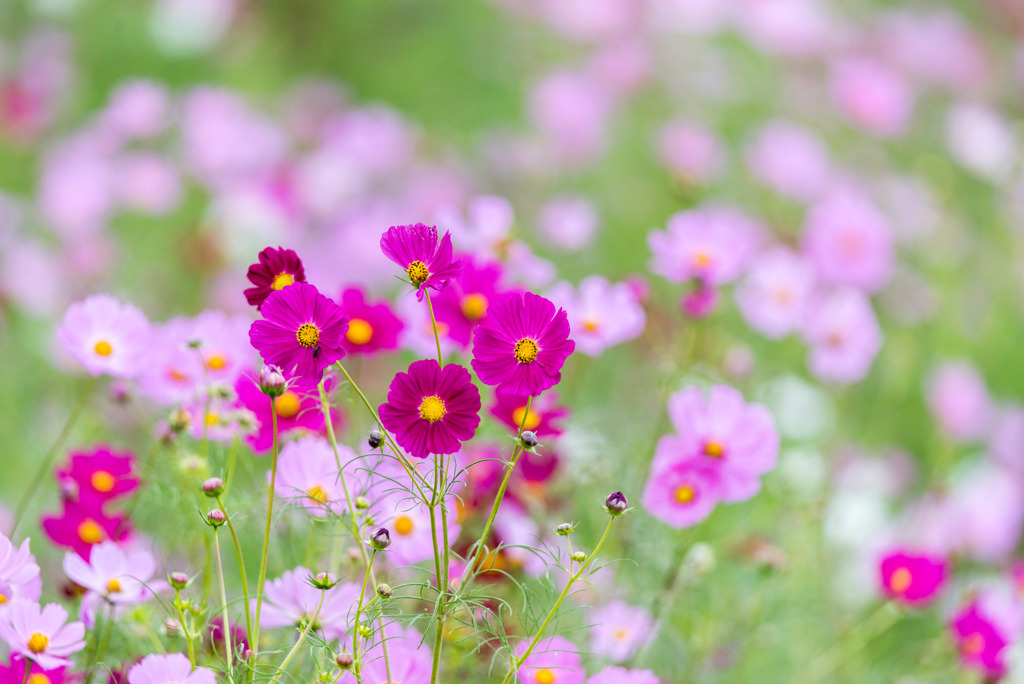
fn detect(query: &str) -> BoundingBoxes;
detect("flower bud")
[570,551,586,563]
[202,477,224,498]
[604,491,628,516]
[335,652,354,670]
[163,618,180,635]
[206,509,227,527]
[309,572,338,590]
[355,496,370,510]
[369,527,391,550]
[519,431,539,449]
[682,542,716,576]
[377,583,392,599]
[168,572,190,590]
[555,523,575,536]
[368,429,383,449]
[358,623,372,638]
[168,408,191,433]
[259,364,286,397]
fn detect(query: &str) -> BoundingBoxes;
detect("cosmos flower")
[878,551,946,606]
[256,567,360,640]
[234,371,339,454]
[587,667,661,684]
[380,223,462,301]
[648,206,760,286]
[0,656,65,684]
[127,654,216,684]
[379,360,481,459]
[56,447,137,508]
[538,196,600,252]
[801,190,894,293]
[589,601,658,662]
[514,635,585,684]
[925,361,993,443]
[744,120,831,201]
[62,541,163,605]
[830,56,914,138]
[802,289,882,384]
[41,500,128,559]
[0,602,85,671]
[432,254,507,348]
[244,248,306,310]
[272,436,353,518]
[360,623,432,684]
[641,457,723,528]
[951,602,1010,678]
[735,248,816,339]
[489,391,569,438]
[471,292,575,396]
[56,295,151,378]
[0,535,41,607]
[377,497,461,567]
[546,276,645,357]
[336,287,403,355]
[249,282,349,387]
[656,119,723,185]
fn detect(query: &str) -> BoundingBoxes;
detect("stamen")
[296,323,321,348]
[274,392,301,419]
[346,319,374,345]
[91,471,115,493]
[272,272,295,290]
[514,338,539,364]
[93,341,113,357]
[308,486,328,504]
[206,355,227,371]
[27,633,48,654]
[674,485,696,504]
[407,260,430,286]
[77,519,105,544]
[106,578,122,594]
[395,515,414,535]
[703,440,724,458]
[419,395,447,423]
[535,670,556,684]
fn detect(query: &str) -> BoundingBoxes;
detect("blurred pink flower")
[990,404,1024,473]
[377,497,460,568]
[877,551,946,606]
[255,566,359,640]
[432,255,508,349]
[643,457,723,528]
[656,120,723,185]
[337,287,403,355]
[926,361,992,443]
[590,601,658,662]
[39,147,117,239]
[0,535,40,607]
[538,197,600,252]
[745,121,830,201]
[951,601,1011,678]
[802,189,894,293]
[802,289,882,384]
[56,295,151,379]
[529,70,613,163]
[587,41,650,95]
[875,11,987,92]
[733,0,836,57]
[735,248,816,339]
[514,636,584,684]
[540,0,638,43]
[489,390,569,438]
[128,654,214,684]
[99,80,170,140]
[116,154,182,215]
[830,57,914,138]
[588,667,660,684]
[272,436,352,518]
[546,276,645,357]
[648,206,760,286]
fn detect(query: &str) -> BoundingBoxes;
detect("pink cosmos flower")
[926,361,992,443]
[0,602,85,670]
[989,404,1024,473]
[0,656,65,684]
[802,190,894,293]
[136,318,204,406]
[128,654,216,684]
[38,146,116,240]
[42,500,127,559]
[56,295,151,378]
[471,292,575,396]
[234,371,337,454]
[434,195,513,261]
[735,248,816,339]
[256,567,360,640]
[380,224,462,301]
[244,246,307,310]
[492,501,549,576]
[395,290,461,359]
[590,601,658,663]
[656,120,723,185]
[115,154,181,215]
[361,624,432,684]
[878,551,946,606]
[540,0,637,43]
[660,385,779,502]
[62,541,162,604]
[732,0,834,57]
[802,289,882,384]
[337,288,403,355]
[642,457,722,528]
[514,635,585,684]
[680,280,718,319]
[56,447,137,508]
[379,360,481,459]
[951,602,1010,678]
[648,206,760,286]
[188,310,254,388]
[876,11,987,92]
[0,535,41,606]
[529,69,613,164]
[830,57,914,138]
[432,255,507,348]
[273,436,354,518]
[538,196,600,252]
[745,121,831,201]
[249,283,349,387]
[945,464,1024,563]
[588,667,660,684]
[378,497,461,567]
[490,391,569,438]
[99,80,170,140]
[546,276,645,358]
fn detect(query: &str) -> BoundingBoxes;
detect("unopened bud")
[168,408,191,433]
[368,429,383,449]
[570,551,586,563]
[206,509,227,527]
[355,496,370,510]
[369,527,391,550]
[259,364,286,397]
[309,572,338,590]
[604,491,628,516]
[377,583,392,599]
[519,431,539,449]
[168,572,190,590]
[555,523,575,536]
[202,477,224,498]
[335,652,354,670]
[163,618,180,634]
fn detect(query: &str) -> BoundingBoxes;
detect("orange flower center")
[28,674,51,684]
[272,272,294,290]
[512,406,541,431]
[274,391,301,419]
[461,293,489,321]
[91,471,115,493]
[27,633,48,654]
[308,485,328,504]
[346,318,374,345]
[93,340,113,356]
[703,440,724,458]
[674,485,696,504]
[535,670,556,684]
[407,260,429,286]
[582,318,600,332]
[206,354,227,371]
[962,632,985,656]
[106,578,122,594]
[889,567,912,594]
[395,515,414,536]
[78,519,105,544]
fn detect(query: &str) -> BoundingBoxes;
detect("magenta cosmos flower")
[0,656,66,684]
[0,602,85,670]
[514,635,585,684]
[244,246,306,309]
[42,500,127,559]
[380,223,462,301]
[490,390,569,438]
[57,446,137,508]
[951,602,1011,678]
[249,282,349,387]
[471,292,575,396]
[56,295,151,378]
[642,457,723,528]
[336,287,403,355]
[128,654,216,684]
[433,254,507,348]
[0,535,41,606]
[379,360,481,458]
[878,551,947,606]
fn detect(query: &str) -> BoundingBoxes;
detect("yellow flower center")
[889,567,912,594]
[28,674,51,684]
[419,395,447,423]
[674,485,696,504]
[296,323,321,349]
[78,519,105,544]
[106,577,122,594]
[93,340,113,356]
[962,632,985,656]
[614,627,630,641]
[582,318,600,332]
[461,293,489,321]
[693,250,713,268]
[27,633,48,654]
[535,670,556,684]
[274,391,301,419]
[0,593,8,604]
[407,260,429,286]
[91,471,115,493]
[206,354,227,371]
[308,485,328,504]
[346,318,374,345]
[205,412,219,427]
[272,272,295,290]
[703,440,724,458]
[514,338,539,364]
[395,515,414,536]
[512,406,541,431]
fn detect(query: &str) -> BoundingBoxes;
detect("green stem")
[423,289,444,369]
[799,601,901,683]
[252,397,280,663]
[430,454,453,684]
[215,496,253,652]
[19,654,29,684]
[267,589,326,684]
[501,516,617,684]
[213,529,235,681]
[115,441,162,537]
[11,376,95,537]
[174,588,196,668]
[84,602,116,684]
[351,550,377,675]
